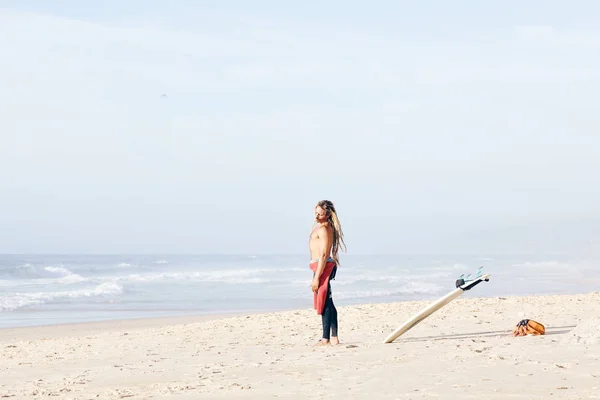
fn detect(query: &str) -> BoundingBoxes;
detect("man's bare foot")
[314,339,330,346]
[331,336,340,345]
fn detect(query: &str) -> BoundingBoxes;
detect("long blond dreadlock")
[316,200,347,266]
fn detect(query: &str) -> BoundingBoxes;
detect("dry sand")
[1,292,600,399]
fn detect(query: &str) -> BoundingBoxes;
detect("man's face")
[315,206,328,223]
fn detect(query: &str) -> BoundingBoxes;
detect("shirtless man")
[309,200,347,346]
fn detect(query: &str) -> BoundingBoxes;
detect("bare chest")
[309,231,320,242]
[309,226,323,245]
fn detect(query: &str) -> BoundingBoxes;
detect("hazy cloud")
[1,4,599,254]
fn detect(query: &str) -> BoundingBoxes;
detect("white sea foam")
[44,266,73,276]
[106,267,304,285]
[5,264,87,286]
[447,263,470,270]
[0,282,123,312]
[112,272,271,285]
[52,274,87,285]
[330,281,443,300]
[512,261,567,269]
[12,264,72,278]
[291,270,453,287]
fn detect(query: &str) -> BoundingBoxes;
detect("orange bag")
[512,319,545,336]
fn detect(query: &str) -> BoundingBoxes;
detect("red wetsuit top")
[309,258,336,315]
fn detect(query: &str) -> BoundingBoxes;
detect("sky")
[1,0,600,255]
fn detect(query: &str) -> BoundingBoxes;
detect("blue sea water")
[0,254,598,328]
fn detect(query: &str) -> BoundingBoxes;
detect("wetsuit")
[309,258,338,340]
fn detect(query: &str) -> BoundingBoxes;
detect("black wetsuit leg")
[330,287,338,338]
[321,282,338,339]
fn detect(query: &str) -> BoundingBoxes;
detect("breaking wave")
[0,282,123,312]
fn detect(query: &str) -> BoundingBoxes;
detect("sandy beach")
[2,292,600,399]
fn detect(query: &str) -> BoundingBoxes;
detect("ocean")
[1,254,598,329]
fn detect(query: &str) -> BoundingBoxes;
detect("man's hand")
[311,277,320,292]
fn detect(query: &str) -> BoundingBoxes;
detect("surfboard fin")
[455,267,486,289]
[457,267,483,281]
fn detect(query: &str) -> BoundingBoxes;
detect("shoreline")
[4,279,596,332]
[0,289,570,333]
[2,290,598,341]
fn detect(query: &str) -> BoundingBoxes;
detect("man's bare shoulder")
[312,224,327,236]
[318,223,333,236]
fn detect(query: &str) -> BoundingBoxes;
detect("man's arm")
[313,225,333,282]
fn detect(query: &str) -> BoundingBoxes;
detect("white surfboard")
[383,272,491,344]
